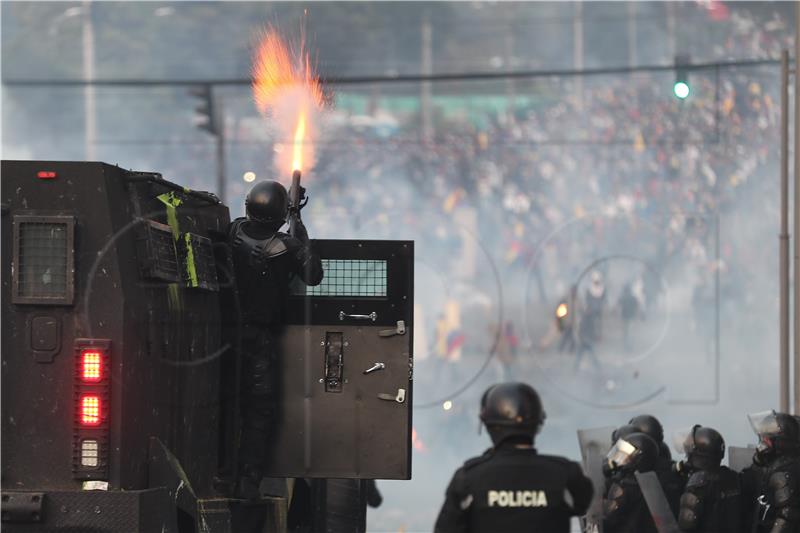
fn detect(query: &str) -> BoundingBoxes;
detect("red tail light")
[37,171,57,179]
[80,395,101,426]
[80,350,103,382]
[73,339,110,479]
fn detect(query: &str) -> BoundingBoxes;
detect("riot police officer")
[630,414,686,506]
[603,424,641,490]
[676,425,743,532]
[228,180,323,499]
[744,411,800,533]
[603,431,681,533]
[433,382,593,533]
[629,414,674,472]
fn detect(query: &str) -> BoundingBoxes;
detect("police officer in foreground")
[676,425,743,532]
[603,431,682,533]
[743,411,800,533]
[228,180,324,500]
[433,382,593,533]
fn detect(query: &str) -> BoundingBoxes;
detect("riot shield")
[727,446,754,472]
[634,471,681,533]
[577,427,614,533]
[265,239,414,479]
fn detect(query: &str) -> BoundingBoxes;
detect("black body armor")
[677,466,743,533]
[434,442,593,533]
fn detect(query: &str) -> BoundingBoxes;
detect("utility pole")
[189,85,226,204]
[666,2,677,60]
[780,49,790,412]
[573,1,584,110]
[627,1,638,68]
[82,0,96,160]
[215,102,226,205]
[505,32,517,115]
[794,0,800,414]
[420,11,433,144]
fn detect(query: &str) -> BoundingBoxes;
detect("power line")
[2,58,781,88]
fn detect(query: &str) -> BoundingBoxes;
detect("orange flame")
[252,28,323,175]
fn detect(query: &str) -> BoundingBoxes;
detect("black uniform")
[604,472,659,533]
[434,440,593,533]
[745,411,800,533]
[751,453,800,533]
[678,466,743,533]
[228,216,323,473]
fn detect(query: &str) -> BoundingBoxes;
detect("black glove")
[293,218,310,244]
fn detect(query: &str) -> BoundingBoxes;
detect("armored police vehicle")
[1,160,414,532]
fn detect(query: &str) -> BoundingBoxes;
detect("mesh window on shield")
[302,259,388,297]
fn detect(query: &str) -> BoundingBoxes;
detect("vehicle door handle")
[363,362,385,374]
[379,321,406,337]
[339,311,377,322]
[378,388,406,404]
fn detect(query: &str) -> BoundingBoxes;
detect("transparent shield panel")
[672,426,695,456]
[748,410,779,436]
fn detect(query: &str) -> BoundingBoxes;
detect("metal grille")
[18,222,68,299]
[137,220,180,283]
[182,232,219,291]
[305,259,387,297]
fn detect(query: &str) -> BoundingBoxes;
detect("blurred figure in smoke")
[619,282,640,351]
[434,301,466,388]
[434,383,593,533]
[574,272,605,373]
[490,320,519,381]
[557,285,578,354]
[585,271,607,335]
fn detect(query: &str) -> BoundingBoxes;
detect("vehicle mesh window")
[18,222,69,299]
[136,220,180,283]
[304,259,387,297]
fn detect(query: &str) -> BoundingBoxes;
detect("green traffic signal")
[673,81,690,99]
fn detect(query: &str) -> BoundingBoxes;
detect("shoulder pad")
[228,217,245,238]
[463,449,494,471]
[770,470,800,508]
[770,470,795,490]
[686,471,710,490]
[263,237,289,258]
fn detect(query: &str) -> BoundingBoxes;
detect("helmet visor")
[606,438,638,468]
[748,410,779,437]
[672,427,694,456]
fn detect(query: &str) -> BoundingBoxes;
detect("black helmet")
[629,414,665,443]
[683,425,725,470]
[606,432,658,473]
[245,181,289,225]
[611,424,640,444]
[480,383,545,444]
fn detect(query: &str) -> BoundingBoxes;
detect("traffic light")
[673,55,691,99]
[189,85,218,135]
